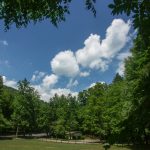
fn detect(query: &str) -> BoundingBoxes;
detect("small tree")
[103,143,110,150]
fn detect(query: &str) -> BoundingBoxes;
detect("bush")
[103,143,110,150]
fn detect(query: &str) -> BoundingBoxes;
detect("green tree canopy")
[0,0,96,30]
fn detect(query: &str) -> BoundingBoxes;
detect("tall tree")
[0,76,5,132]
[0,76,3,101]
[120,35,150,144]
[112,73,123,84]
[12,79,40,137]
[78,83,108,138]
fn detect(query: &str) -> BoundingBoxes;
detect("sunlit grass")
[0,139,149,150]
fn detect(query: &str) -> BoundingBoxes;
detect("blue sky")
[0,0,135,101]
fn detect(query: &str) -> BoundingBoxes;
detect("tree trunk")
[16,126,19,138]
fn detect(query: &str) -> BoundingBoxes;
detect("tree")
[12,79,40,137]
[119,35,150,144]
[65,94,79,139]
[48,94,67,138]
[0,76,6,132]
[109,0,150,144]
[37,101,51,136]
[78,83,109,138]
[104,78,132,144]
[0,76,13,134]
[0,76,3,101]
[0,0,96,30]
[112,73,123,84]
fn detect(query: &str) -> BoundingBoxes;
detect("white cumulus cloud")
[89,59,109,71]
[31,73,59,101]
[31,73,76,101]
[33,84,77,101]
[116,51,132,76]
[89,82,96,88]
[116,61,125,76]
[100,19,131,58]
[117,51,132,61]
[2,76,17,89]
[50,88,78,98]
[42,74,58,88]
[76,19,131,71]
[76,34,101,68]
[88,81,105,89]
[51,50,79,77]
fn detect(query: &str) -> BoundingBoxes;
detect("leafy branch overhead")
[0,0,149,34]
[109,0,150,40]
[0,0,96,30]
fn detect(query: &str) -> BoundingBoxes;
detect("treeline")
[0,34,150,144]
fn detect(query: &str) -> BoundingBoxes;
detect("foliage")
[0,76,12,132]
[117,35,150,144]
[11,79,41,136]
[0,0,96,30]
[109,0,150,45]
[103,143,111,150]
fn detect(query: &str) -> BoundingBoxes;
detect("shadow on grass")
[0,135,47,140]
[0,136,13,140]
[116,144,150,150]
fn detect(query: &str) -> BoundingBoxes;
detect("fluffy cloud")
[89,82,96,88]
[89,59,109,71]
[2,76,17,89]
[31,71,46,82]
[31,73,59,101]
[116,61,125,76]
[76,34,101,68]
[32,73,78,101]
[88,81,105,88]
[116,52,132,76]
[50,19,131,78]
[51,50,79,77]
[100,19,131,58]
[117,51,132,61]
[42,74,58,88]
[33,84,77,101]
[76,19,131,71]
[50,88,78,98]
[32,84,48,99]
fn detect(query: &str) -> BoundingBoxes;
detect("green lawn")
[0,139,149,150]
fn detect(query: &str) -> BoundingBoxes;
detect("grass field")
[0,139,150,150]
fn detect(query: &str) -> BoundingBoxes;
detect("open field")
[0,139,150,150]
